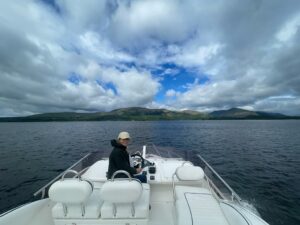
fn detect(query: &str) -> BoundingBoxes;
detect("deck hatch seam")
[183,192,213,225]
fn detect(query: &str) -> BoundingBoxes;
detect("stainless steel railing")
[33,153,92,199]
[197,154,242,203]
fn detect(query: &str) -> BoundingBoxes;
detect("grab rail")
[61,170,80,180]
[33,153,91,199]
[197,154,242,203]
[111,170,132,180]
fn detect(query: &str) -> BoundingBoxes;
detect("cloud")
[156,0,300,115]
[165,89,180,98]
[169,44,223,68]
[276,13,300,43]
[1,0,300,116]
[78,61,161,107]
[55,0,109,31]
[107,0,199,49]
[252,96,300,115]
[0,0,161,116]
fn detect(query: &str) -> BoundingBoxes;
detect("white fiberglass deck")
[0,153,269,225]
[1,185,225,225]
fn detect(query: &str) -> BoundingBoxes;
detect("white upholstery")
[49,179,102,219]
[101,183,150,219]
[52,190,102,219]
[49,179,92,203]
[175,166,204,181]
[101,180,143,203]
[175,186,229,225]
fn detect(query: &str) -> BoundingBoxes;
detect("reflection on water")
[0,121,299,225]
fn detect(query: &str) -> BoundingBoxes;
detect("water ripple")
[0,121,299,225]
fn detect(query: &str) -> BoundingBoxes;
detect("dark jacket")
[107,140,137,179]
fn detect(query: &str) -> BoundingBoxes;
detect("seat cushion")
[52,189,102,219]
[175,186,229,225]
[101,180,143,203]
[176,166,204,181]
[49,179,93,204]
[101,184,150,219]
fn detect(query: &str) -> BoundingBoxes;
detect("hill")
[209,108,288,119]
[0,107,297,122]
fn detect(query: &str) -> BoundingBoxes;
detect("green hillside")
[0,107,298,122]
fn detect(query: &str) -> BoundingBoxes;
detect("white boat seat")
[100,179,150,219]
[49,179,102,219]
[175,186,229,225]
[172,165,205,201]
[175,165,204,181]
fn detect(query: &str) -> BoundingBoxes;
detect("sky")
[0,0,300,117]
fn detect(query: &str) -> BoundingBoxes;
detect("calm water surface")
[0,121,299,225]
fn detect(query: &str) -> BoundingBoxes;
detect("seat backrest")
[49,179,93,204]
[101,179,142,203]
[172,165,205,202]
[100,179,145,218]
[49,178,94,218]
[175,166,204,181]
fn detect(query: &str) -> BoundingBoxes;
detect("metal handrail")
[62,170,80,180]
[197,154,242,202]
[33,153,91,198]
[77,166,91,176]
[111,170,132,180]
[204,175,227,199]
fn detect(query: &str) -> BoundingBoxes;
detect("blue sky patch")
[68,72,82,85]
[152,63,210,102]
[96,80,118,95]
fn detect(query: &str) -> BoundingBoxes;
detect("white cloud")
[276,13,300,43]
[1,0,300,116]
[0,0,162,115]
[108,0,199,48]
[70,61,161,110]
[252,97,300,115]
[56,0,108,31]
[169,44,223,68]
[78,31,134,63]
[166,89,180,98]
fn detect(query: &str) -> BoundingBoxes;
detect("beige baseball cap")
[118,131,131,140]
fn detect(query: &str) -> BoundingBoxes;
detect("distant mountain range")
[0,107,299,122]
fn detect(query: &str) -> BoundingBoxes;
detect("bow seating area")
[48,170,150,225]
[48,163,226,225]
[100,180,150,219]
[49,179,102,219]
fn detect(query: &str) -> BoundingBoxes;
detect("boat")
[0,144,269,225]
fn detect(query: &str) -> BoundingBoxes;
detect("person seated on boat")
[107,131,147,183]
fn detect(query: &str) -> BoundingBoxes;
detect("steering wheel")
[131,152,145,168]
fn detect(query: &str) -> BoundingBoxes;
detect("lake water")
[0,121,299,225]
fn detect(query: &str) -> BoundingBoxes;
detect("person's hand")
[136,167,142,174]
